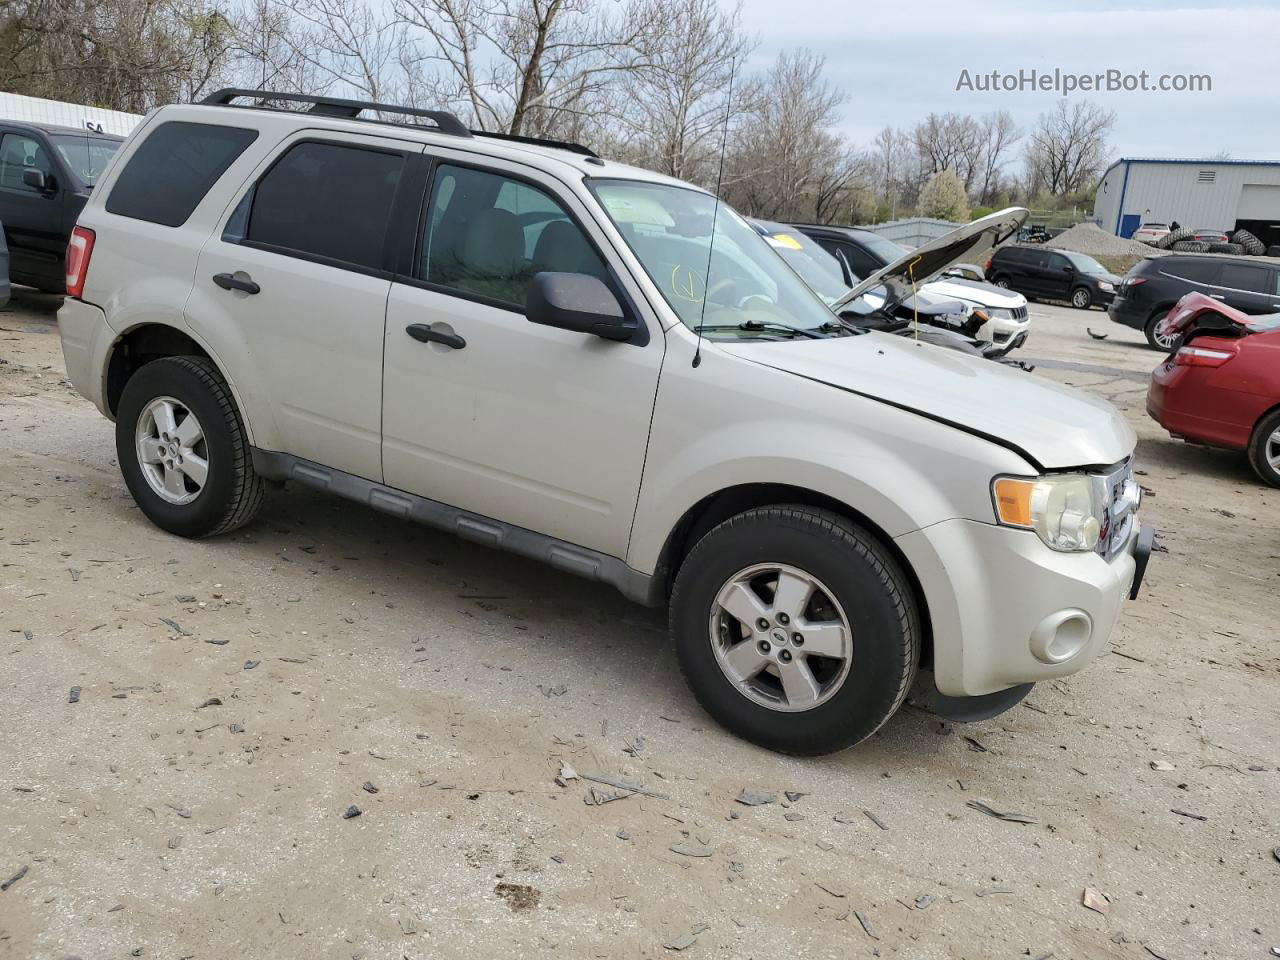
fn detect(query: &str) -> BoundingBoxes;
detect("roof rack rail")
[200,88,600,159]
[470,129,598,159]
[200,88,472,138]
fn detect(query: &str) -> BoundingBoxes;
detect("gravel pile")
[1046,221,1168,258]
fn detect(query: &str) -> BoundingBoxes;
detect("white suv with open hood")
[57,89,1153,754]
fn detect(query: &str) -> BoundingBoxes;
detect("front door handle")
[406,323,465,350]
[213,272,260,295]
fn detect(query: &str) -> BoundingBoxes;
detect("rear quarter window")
[1160,258,1219,285]
[106,121,257,227]
[1218,261,1271,293]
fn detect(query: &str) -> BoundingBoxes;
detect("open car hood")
[720,331,1136,470]
[833,208,1028,313]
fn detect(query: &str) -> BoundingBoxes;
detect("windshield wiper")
[696,320,829,339]
[818,318,866,336]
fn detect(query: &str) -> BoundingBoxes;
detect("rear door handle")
[406,323,465,350]
[213,272,260,295]
[1209,293,1226,300]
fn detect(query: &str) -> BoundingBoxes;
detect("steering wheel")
[705,277,738,305]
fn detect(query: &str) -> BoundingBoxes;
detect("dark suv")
[1109,254,1280,349]
[985,245,1120,310]
[0,120,122,292]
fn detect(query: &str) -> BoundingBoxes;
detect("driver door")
[381,154,664,557]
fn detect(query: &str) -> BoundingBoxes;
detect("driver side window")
[418,164,608,309]
[0,134,52,192]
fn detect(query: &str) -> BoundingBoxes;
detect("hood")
[720,332,1135,470]
[922,276,1026,309]
[834,207,1028,312]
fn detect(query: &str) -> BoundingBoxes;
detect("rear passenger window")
[1162,260,1218,285]
[1218,262,1270,293]
[417,164,606,309]
[243,141,404,271]
[106,122,256,227]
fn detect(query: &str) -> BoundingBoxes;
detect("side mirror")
[526,272,636,342]
[22,168,51,193]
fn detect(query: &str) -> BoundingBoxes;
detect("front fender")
[626,336,1033,575]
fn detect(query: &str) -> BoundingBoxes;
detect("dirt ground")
[1,288,1277,960]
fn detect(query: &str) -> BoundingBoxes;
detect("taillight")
[1174,343,1238,367]
[1126,277,1147,286]
[66,226,95,298]
[983,258,992,271]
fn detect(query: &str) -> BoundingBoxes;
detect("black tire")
[669,506,919,755]
[1070,286,1093,309]
[1172,240,1208,253]
[1247,408,1280,488]
[1232,229,1265,255]
[991,275,1010,288]
[115,356,264,538]
[1208,242,1243,255]
[1157,227,1192,249]
[1144,310,1174,351]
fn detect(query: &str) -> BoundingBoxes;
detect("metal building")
[1095,158,1280,247]
[0,92,142,137]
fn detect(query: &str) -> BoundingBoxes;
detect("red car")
[1147,292,1280,486]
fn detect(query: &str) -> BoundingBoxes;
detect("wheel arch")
[649,482,935,670]
[103,321,258,447]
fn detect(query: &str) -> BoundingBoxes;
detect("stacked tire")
[1207,242,1245,255]
[1232,229,1266,255]
[1155,227,1192,250]
[1171,240,1209,253]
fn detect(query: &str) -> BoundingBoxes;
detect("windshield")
[51,135,119,184]
[766,235,851,305]
[589,179,838,337]
[857,233,910,266]
[1063,251,1108,274]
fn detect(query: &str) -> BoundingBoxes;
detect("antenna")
[693,56,736,369]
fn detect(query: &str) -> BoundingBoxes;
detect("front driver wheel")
[1070,287,1093,309]
[669,506,919,755]
[1144,310,1175,351]
[116,356,264,538]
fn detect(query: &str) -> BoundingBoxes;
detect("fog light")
[1029,609,1093,664]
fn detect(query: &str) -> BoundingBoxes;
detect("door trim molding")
[251,449,661,606]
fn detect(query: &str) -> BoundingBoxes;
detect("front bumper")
[895,517,1150,698]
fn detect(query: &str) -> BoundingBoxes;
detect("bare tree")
[974,110,1019,205]
[392,0,660,136]
[721,49,861,222]
[266,0,409,102]
[1024,99,1116,196]
[611,0,754,182]
[0,0,235,111]
[911,112,982,192]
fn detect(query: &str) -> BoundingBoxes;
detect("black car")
[0,121,123,292]
[1109,253,1280,350]
[985,245,1120,310]
[787,223,914,283]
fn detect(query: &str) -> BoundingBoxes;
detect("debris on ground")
[735,789,776,806]
[494,882,540,911]
[1170,808,1207,822]
[1082,887,1111,915]
[1087,328,1108,340]
[554,762,578,787]
[1,865,29,891]
[580,772,668,799]
[669,843,713,858]
[68,686,81,704]
[342,805,362,819]
[966,799,1038,824]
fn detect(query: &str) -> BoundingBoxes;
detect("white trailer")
[0,92,143,137]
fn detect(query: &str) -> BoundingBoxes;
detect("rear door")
[190,131,425,481]
[381,153,664,557]
[1213,261,1280,315]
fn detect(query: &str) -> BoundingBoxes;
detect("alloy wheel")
[135,396,209,505]
[708,563,853,713]
[1267,426,1280,473]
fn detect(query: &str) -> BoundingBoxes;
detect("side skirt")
[250,449,662,607]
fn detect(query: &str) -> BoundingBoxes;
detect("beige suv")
[57,89,1152,754]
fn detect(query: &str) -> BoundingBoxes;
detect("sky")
[738,0,1278,164]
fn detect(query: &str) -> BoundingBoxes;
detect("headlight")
[986,307,1015,320]
[992,474,1103,552]
[1098,281,1114,292]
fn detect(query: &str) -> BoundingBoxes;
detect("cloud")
[740,0,1276,160]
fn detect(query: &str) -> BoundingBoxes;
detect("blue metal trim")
[1112,157,1280,168]
[1114,160,1131,235]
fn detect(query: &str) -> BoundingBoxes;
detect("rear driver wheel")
[669,506,919,755]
